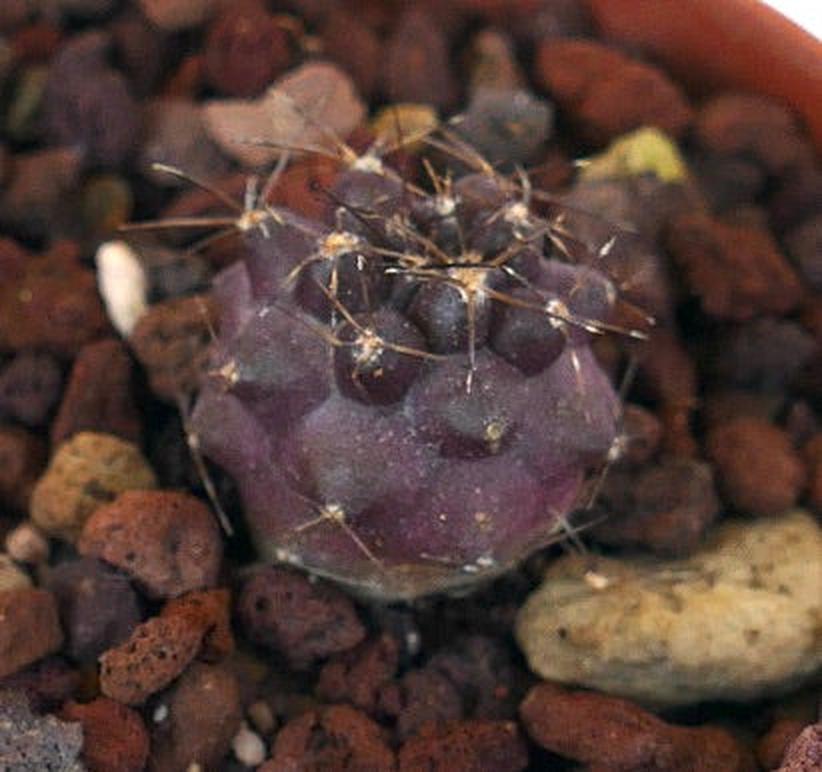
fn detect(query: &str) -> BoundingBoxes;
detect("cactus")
[144,127,641,599]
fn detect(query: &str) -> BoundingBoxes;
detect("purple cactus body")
[192,158,621,599]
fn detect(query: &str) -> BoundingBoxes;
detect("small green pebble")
[82,175,134,236]
[4,65,49,143]
[579,126,689,183]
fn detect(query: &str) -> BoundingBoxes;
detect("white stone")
[95,240,148,337]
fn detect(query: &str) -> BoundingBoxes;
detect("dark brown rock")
[0,350,62,427]
[51,338,142,446]
[60,697,150,772]
[45,557,142,664]
[666,211,804,321]
[0,424,46,513]
[0,588,63,679]
[707,417,806,516]
[78,490,223,599]
[757,718,806,770]
[534,38,692,145]
[149,662,242,772]
[319,8,382,98]
[238,566,365,668]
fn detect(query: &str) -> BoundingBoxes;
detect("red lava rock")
[149,662,242,772]
[0,424,46,513]
[0,242,109,357]
[41,31,142,167]
[316,633,400,715]
[383,7,458,111]
[78,490,223,599]
[45,557,142,664]
[757,718,807,770]
[0,588,63,679]
[706,417,806,516]
[203,0,293,98]
[238,566,365,669]
[51,338,142,447]
[0,656,79,712]
[60,697,149,772]
[694,93,812,177]
[319,7,383,99]
[160,587,234,662]
[0,147,84,240]
[98,613,203,705]
[534,38,692,145]
[267,704,395,772]
[520,683,755,772]
[592,458,721,556]
[380,666,464,741]
[398,719,529,772]
[0,350,62,427]
[777,723,821,771]
[666,211,804,322]
[129,294,216,402]
[0,236,28,281]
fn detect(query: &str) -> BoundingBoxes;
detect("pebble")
[706,418,806,517]
[0,146,83,240]
[0,553,30,591]
[160,588,234,662]
[520,683,755,771]
[80,174,133,237]
[757,718,806,769]
[0,588,63,679]
[397,719,529,772]
[266,705,395,772]
[515,511,822,707]
[694,93,812,177]
[78,490,222,599]
[0,690,83,771]
[534,38,692,145]
[139,0,219,31]
[666,211,804,321]
[45,557,142,664]
[319,7,383,98]
[149,663,242,772]
[0,657,80,713]
[383,8,458,111]
[591,458,721,555]
[203,0,293,98]
[0,425,46,513]
[98,613,204,705]
[785,212,822,291]
[51,338,143,447]
[4,522,49,565]
[232,721,267,767]
[238,566,365,668]
[129,294,215,402]
[95,240,149,338]
[41,31,141,168]
[0,350,62,427]
[455,88,553,168]
[60,697,149,772]
[30,431,157,542]
[202,61,366,168]
[0,241,109,356]
[316,634,400,715]
[466,29,524,95]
